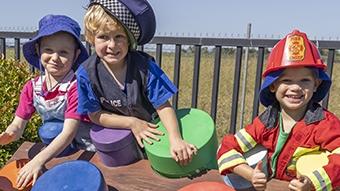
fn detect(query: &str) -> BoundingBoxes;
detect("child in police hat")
[77,0,197,166]
[217,30,340,191]
[0,14,95,188]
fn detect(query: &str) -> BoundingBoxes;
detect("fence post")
[322,49,335,108]
[210,46,222,122]
[252,47,265,119]
[0,38,5,59]
[156,44,162,67]
[14,38,20,60]
[172,44,181,110]
[229,46,243,134]
[191,45,201,108]
[239,23,252,129]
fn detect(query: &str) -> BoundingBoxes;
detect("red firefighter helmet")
[263,30,326,77]
[259,30,332,107]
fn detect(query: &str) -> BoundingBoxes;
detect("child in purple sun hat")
[0,14,95,189]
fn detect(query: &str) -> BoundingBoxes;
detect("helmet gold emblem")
[286,35,305,61]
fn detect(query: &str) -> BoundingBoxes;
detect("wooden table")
[8,142,290,191]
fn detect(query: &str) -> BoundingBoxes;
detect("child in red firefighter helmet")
[217,30,340,191]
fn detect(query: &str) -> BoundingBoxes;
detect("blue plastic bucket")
[38,120,78,157]
[31,160,107,191]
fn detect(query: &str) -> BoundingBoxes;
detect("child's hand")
[130,117,164,148]
[169,138,197,166]
[251,161,267,191]
[0,131,16,145]
[288,176,312,191]
[0,119,26,145]
[16,160,43,189]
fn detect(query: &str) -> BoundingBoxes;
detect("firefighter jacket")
[217,102,340,191]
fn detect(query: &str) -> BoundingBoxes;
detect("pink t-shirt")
[15,76,90,122]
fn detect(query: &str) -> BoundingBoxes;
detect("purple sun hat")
[23,14,89,71]
[89,0,156,45]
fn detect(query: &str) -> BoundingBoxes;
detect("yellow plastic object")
[296,151,330,177]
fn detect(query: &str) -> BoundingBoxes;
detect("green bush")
[0,59,41,167]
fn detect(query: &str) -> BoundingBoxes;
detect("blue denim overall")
[33,73,95,156]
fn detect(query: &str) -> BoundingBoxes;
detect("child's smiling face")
[270,67,321,114]
[38,32,80,79]
[94,25,129,67]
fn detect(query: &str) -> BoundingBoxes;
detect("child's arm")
[16,118,79,189]
[89,110,163,148]
[1,80,35,145]
[217,117,268,189]
[156,101,197,166]
[0,116,27,145]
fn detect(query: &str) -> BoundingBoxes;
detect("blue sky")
[1,0,340,40]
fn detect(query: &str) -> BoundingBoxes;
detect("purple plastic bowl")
[96,146,140,167]
[90,125,140,167]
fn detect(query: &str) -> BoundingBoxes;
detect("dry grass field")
[148,49,340,142]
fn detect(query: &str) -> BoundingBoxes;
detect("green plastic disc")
[144,108,218,178]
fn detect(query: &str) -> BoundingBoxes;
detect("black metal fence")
[1,31,340,134]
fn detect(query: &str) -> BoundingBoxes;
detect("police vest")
[82,51,157,122]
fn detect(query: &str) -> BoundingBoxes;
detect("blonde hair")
[84,5,135,47]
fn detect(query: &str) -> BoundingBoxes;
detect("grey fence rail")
[1,31,340,134]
